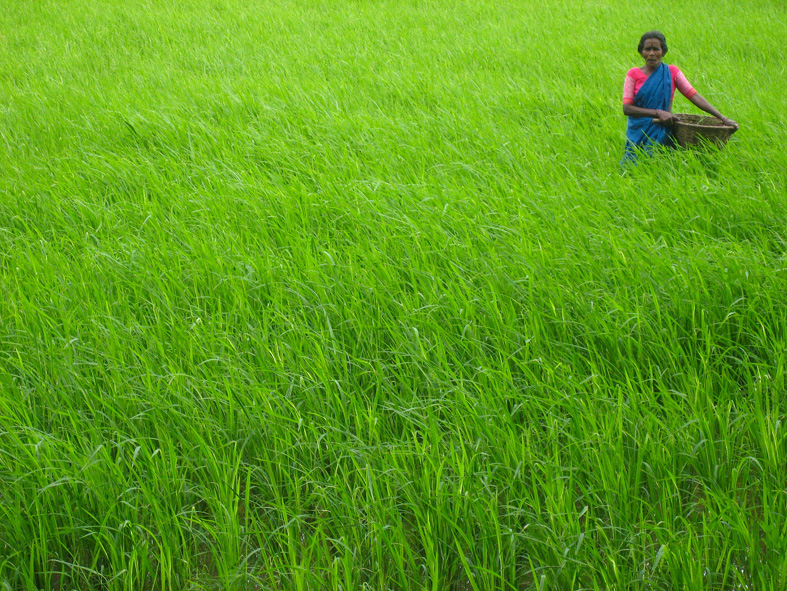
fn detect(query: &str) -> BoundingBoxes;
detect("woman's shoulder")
[626,67,646,79]
[668,64,682,74]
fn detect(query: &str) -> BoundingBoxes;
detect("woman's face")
[641,38,664,70]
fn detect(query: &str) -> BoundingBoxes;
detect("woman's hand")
[656,109,679,125]
[720,117,739,131]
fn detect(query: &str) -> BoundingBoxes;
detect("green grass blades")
[1,0,786,589]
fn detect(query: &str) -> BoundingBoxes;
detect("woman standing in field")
[621,30,738,165]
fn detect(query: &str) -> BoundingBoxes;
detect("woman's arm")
[623,103,679,124]
[688,93,739,130]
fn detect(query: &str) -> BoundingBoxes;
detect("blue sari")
[621,63,673,165]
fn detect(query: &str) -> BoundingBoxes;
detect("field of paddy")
[1,0,786,589]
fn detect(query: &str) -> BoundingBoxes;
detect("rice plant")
[1,0,786,589]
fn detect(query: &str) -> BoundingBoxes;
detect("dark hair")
[638,31,668,55]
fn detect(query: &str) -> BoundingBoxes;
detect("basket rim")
[673,114,735,130]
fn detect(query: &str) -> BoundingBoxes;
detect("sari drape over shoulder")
[621,63,673,165]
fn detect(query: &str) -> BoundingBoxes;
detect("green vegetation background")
[1,0,786,589]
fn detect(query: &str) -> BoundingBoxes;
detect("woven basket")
[672,113,737,148]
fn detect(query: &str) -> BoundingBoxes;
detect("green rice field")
[2,0,786,589]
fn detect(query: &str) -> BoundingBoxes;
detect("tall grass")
[1,0,786,589]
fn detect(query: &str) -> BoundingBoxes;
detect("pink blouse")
[622,65,697,105]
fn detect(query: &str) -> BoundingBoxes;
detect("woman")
[621,31,738,165]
